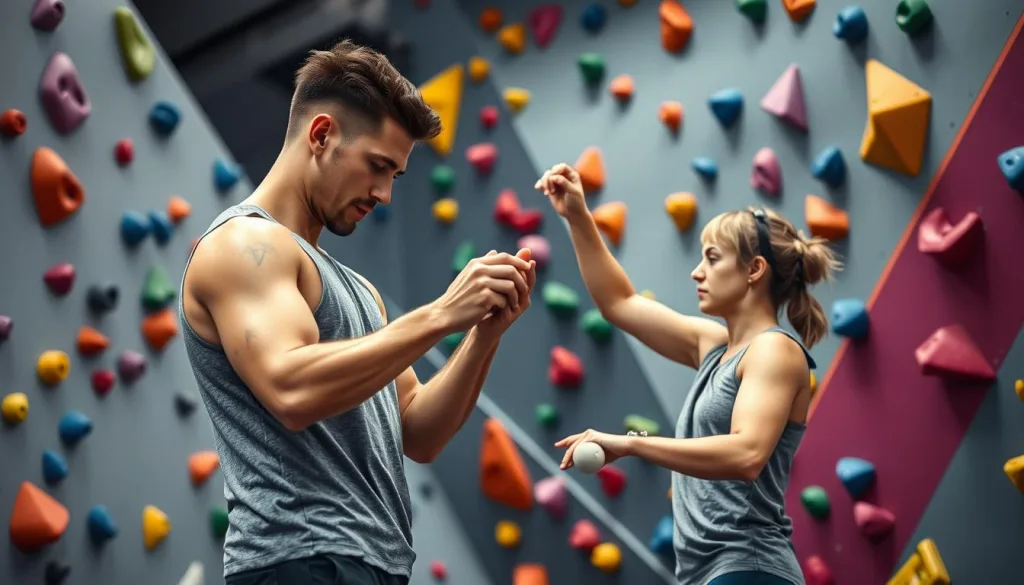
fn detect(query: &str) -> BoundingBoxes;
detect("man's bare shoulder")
[188,216,301,295]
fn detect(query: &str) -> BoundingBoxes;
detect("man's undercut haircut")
[287,39,442,143]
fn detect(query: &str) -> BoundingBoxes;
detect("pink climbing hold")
[91,369,116,397]
[510,209,543,235]
[0,315,12,341]
[534,475,567,519]
[761,64,808,131]
[517,234,550,268]
[117,350,147,383]
[429,560,447,580]
[802,555,835,585]
[528,4,564,49]
[43,263,75,296]
[114,138,134,166]
[494,189,520,225]
[31,0,65,31]
[480,105,499,129]
[466,143,498,175]
[39,52,91,135]
[568,519,601,550]
[597,465,627,497]
[853,501,895,537]
[751,147,782,195]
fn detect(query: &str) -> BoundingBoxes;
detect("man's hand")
[434,250,532,332]
[476,248,536,339]
[535,163,588,220]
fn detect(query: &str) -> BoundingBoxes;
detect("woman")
[534,163,842,585]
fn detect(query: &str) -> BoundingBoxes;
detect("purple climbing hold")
[0,315,12,341]
[39,52,91,135]
[31,0,65,31]
[117,350,147,384]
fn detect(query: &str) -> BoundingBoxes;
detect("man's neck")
[245,156,323,247]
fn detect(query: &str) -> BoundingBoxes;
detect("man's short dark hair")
[287,39,442,142]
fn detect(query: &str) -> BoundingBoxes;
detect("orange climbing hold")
[574,147,605,193]
[480,417,533,511]
[659,0,694,53]
[9,481,70,552]
[142,308,179,351]
[665,192,698,231]
[804,195,848,241]
[592,201,627,247]
[76,325,110,355]
[1,109,28,137]
[479,7,503,33]
[1004,455,1024,492]
[609,75,634,101]
[860,59,932,176]
[782,0,816,22]
[31,147,85,227]
[514,563,549,585]
[498,23,527,54]
[659,101,683,132]
[167,196,191,223]
[188,451,220,486]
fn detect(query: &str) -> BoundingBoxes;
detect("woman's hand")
[555,428,632,470]
[535,163,588,220]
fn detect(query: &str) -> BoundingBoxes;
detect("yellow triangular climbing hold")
[592,201,627,247]
[142,505,171,550]
[504,88,531,113]
[419,64,464,157]
[1005,455,1024,492]
[860,59,932,176]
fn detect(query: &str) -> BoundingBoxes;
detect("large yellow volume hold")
[418,64,464,157]
[860,59,932,176]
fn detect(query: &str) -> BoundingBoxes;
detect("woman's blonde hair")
[701,206,843,348]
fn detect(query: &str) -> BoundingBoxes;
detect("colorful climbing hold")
[578,52,606,84]
[598,465,627,497]
[917,207,983,269]
[761,64,807,131]
[8,481,70,552]
[466,142,498,175]
[40,52,91,135]
[802,556,835,585]
[142,308,179,351]
[782,0,816,22]
[624,414,659,435]
[44,560,70,585]
[542,282,580,318]
[569,519,601,549]
[419,64,463,157]
[479,105,499,129]
[591,542,622,572]
[91,369,116,397]
[76,325,110,355]
[1,109,27,137]
[895,0,933,35]
[86,505,118,543]
[535,403,559,427]
[800,485,830,518]
[430,560,448,580]
[114,7,156,81]
[479,7,503,32]
[831,298,869,339]
[513,563,549,585]
[517,234,551,268]
[175,389,199,416]
[811,146,846,187]
[575,147,605,193]
[451,241,474,274]
[149,210,173,244]
[121,210,151,246]
[1005,455,1024,491]
[649,516,673,554]
[117,349,147,383]
[430,165,455,194]
[665,192,699,232]
[214,157,243,192]
[58,410,92,445]
[692,157,718,180]
[498,23,527,54]
[736,0,767,22]
[142,265,176,309]
[580,3,607,33]
[142,505,171,550]
[915,324,996,384]
[37,350,70,385]
[997,146,1024,191]
[0,314,11,341]
[1016,379,1024,401]
[87,283,119,314]
[113,138,134,166]
[432,198,459,224]
[494,189,520,225]
[658,101,683,132]
[834,5,869,43]
[592,201,627,247]
[442,332,465,353]
[167,195,192,223]
[805,195,848,241]
[860,59,932,176]
[480,417,533,510]
[2,392,29,424]
[468,56,490,83]
[149,100,181,136]
[31,0,65,31]
[853,501,895,537]
[609,75,635,103]
[835,456,875,498]
[503,88,531,113]
[210,505,228,539]
[582,308,613,343]
[659,0,694,53]
[890,539,949,585]
[751,147,782,195]
[495,520,521,547]
[43,262,75,296]
[510,208,543,235]
[188,451,220,486]
[549,346,584,388]
[528,4,564,48]
[31,147,85,227]
[708,88,744,128]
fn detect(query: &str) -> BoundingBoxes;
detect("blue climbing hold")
[214,157,243,192]
[149,210,174,245]
[120,210,151,246]
[58,410,92,445]
[580,3,607,33]
[811,146,846,187]
[691,157,718,181]
[836,456,875,498]
[372,204,390,222]
[831,298,869,339]
[708,89,744,128]
[833,5,868,43]
[148,100,181,136]
[87,505,118,542]
[648,515,674,555]
[42,450,68,484]
[997,146,1024,191]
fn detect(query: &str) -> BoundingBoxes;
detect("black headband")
[750,208,804,285]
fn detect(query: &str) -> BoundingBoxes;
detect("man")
[178,40,537,585]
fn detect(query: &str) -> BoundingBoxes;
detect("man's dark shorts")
[225,554,409,585]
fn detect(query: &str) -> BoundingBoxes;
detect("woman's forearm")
[565,212,636,310]
[625,434,760,481]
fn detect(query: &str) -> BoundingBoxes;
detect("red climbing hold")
[1,109,27,137]
[596,465,626,497]
[569,519,601,550]
[114,138,134,166]
[466,143,498,175]
[510,209,543,235]
[9,481,70,552]
[91,369,116,397]
[494,189,520,225]
[429,560,447,579]
[915,324,996,384]
[801,556,835,585]
[549,346,583,388]
[31,147,85,227]
[916,207,983,270]
[480,105,499,129]
[528,4,564,49]
[43,263,75,296]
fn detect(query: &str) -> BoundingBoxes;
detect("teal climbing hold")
[121,210,151,246]
[210,506,228,539]
[148,101,181,136]
[580,3,606,33]
[691,157,718,180]
[836,456,875,498]
[141,265,176,309]
[42,450,68,484]
[452,241,475,273]
[800,485,831,518]
[372,205,390,222]
[708,89,744,128]
[58,410,92,445]
[834,5,869,43]
[997,146,1024,191]
[87,505,118,542]
[578,52,606,84]
[736,0,767,22]
[214,157,242,192]
[581,308,613,343]
[443,331,465,352]
[535,403,559,428]
[649,516,673,555]
[431,165,455,194]
[148,210,173,245]
[811,146,846,187]
[542,282,580,318]
[831,298,869,339]
[895,0,932,35]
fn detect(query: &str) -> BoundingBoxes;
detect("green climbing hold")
[578,53,606,85]
[141,265,176,309]
[536,403,559,428]
[735,0,767,22]
[431,165,455,194]
[800,485,830,518]
[581,308,613,343]
[542,282,580,318]
[452,240,475,273]
[210,505,228,539]
[443,331,465,352]
[114,6,156,82]
[895,0,932,35]
[624,414,659,436]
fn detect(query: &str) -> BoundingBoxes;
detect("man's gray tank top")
[672,326,815,585]
[178,203,414,579]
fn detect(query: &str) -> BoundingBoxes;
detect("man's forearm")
[625,434,759,481]
[403,327,500,459]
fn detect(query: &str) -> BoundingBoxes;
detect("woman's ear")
[748,256,769,284]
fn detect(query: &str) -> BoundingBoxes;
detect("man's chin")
[326,221,356,237]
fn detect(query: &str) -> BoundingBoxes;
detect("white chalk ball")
[572,441,606,474]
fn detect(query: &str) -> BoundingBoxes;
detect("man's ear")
[308,114,333,153]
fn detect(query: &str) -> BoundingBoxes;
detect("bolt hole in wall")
[3,1,1024,585]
